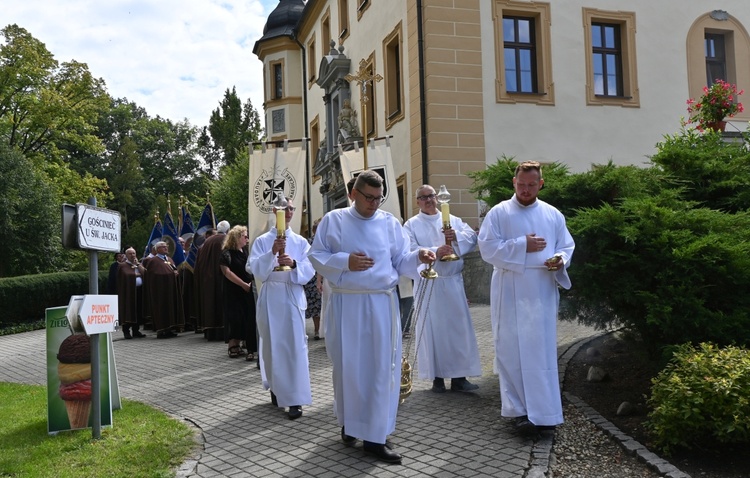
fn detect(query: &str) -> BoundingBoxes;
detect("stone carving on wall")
[338,99,360,140]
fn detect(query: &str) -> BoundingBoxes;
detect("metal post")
[88,196,102,439]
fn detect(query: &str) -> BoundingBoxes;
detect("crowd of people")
[107,163,574,465]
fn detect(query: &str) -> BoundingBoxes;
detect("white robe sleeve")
[477,204,527,274]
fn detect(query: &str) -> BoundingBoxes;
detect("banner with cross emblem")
[248,140,307,245]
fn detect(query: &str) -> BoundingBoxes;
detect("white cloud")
[3,0,278,128]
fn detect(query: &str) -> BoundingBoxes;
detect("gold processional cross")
[345,58,382,170]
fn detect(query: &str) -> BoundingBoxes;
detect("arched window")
[686,11,750,123]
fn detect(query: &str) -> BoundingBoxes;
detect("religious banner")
[248,140,307,244]
[162,210,185,266]
[338,138,402,222]
[143,217,162,259]
[339,138,412,298]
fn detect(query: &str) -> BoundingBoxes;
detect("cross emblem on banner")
[263,179,285,204]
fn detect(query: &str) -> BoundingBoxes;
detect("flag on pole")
[163,210,185,266]
[195,203,216,237]
[143,217,163,259]
[180,205,197,269]
[180,205,195,241]
[247,140,307,244]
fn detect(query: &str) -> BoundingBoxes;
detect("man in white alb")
[478,161,575,437]
[309,170,435,464]
[403,184,482,393]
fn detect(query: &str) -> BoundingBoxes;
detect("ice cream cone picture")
[56,334,92,429]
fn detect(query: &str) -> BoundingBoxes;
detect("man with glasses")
[404,185,482,394]
[310,170,436,464]
[248,200,315,420]
[478,161,575,438]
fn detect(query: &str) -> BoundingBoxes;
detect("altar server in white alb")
[477,161,575,438]
[309,170,435,465]
[403,184,482,394]
[247,199,315,420]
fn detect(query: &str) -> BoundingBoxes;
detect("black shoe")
[450,377,479,392]
[514,416,539,438]
[270,391,278,407]
[363,441,402,464]
[288,406,302,420]
[132,330,145,338]
[432,378,446,393]
[341,427,356,446]
[123,330,132,339]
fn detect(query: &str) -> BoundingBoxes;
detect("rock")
[585,347,601,358]
[617,401,635,416]
[586,366,609,382]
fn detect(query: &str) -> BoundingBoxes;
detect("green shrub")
[562,195,750,350]
[647,343,750,454]
[0,271,107,327]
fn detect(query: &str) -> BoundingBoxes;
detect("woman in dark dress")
[220,226,257,359]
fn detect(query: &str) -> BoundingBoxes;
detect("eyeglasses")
[356,188,386,205]
[417,193,436,201]
[285,206,296,211]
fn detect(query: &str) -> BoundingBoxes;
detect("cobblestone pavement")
[0,305,610,477]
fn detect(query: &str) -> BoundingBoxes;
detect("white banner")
[338,138,402,222]
[338,138,412,298]
[248,140,307,244]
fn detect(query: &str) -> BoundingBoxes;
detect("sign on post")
[76,204,121,253]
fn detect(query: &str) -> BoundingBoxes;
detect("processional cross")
[345,58,382,170]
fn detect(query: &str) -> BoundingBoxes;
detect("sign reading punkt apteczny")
[76,204,121,253]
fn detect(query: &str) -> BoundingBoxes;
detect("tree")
[206,86,263,167]
[0,24,109,207]
[0,143,58,277]
[0,24,108,164]
[211,148,250,227]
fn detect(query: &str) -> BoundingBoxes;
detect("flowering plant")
[686,79,744,130]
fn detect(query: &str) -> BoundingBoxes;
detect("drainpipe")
[417,0,429,184]
[292,30,313,238]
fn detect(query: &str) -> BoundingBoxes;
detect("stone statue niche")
[338,99,361,141]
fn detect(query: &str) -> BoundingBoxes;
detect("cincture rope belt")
[329,286,399,389]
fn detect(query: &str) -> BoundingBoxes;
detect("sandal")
[245,352,256,362]
[228,345,241,358]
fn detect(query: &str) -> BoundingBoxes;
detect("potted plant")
[686,79,744,131]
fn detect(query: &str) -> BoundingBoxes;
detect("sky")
[3,0,282,128]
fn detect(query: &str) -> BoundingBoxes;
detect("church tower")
[253,0,305,141]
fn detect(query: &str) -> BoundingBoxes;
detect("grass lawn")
[0,382,197,478]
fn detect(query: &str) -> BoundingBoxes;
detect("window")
[383,23,404,129]
[307,37,316,86]
[687,11,750,124]
[338,0,349,41]
[310,116,320,172]
[583,8,639,107]
[271,62,283,100]
[322,10,331,56]
[591,23,622,96]
[503,17,537,93]
[357,0,370,21]
[705,33,728,85]
[492,1,553,105]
